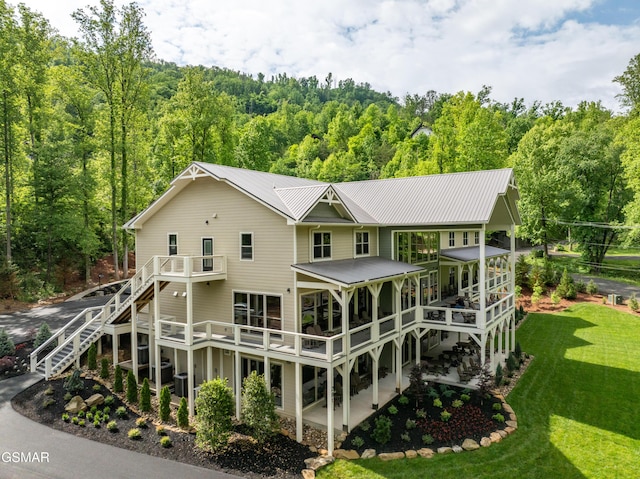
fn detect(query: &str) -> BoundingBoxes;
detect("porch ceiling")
[292,256,424,288]
[440,245,510,263]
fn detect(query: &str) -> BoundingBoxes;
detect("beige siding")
[440,230,481,250]
[295,225,379,263]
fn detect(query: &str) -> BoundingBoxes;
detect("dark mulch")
[0,340,34,380]
[341,383,505,453]
[11,377,315,479]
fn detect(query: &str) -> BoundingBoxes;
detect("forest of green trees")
[1,0,640,300]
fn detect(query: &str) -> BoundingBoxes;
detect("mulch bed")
[11,377,315,479]
[0,340,34,380]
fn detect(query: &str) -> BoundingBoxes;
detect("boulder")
[361,449,376,459]
[437,447,453,454]
[502,403,514,414]
[333,449,359,460]
[304,456,334,470]
[505,426,516,435]
[480,437,492,447]
[302,469,315,479]
[498,429,508,438]
[405,450,418,459]
[490,432,502,443]
[378,452,405,461]
[461,438,480,451]
[85,393,104,408]
[64,395,87,414]
[506,420,518,429]
[417,448,435,458]
[452,445,463,453]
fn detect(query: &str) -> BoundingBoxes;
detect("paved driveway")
[0,374,238,479]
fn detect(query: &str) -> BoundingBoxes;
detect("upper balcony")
[154,255,227,283]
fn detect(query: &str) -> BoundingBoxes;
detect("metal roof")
[292,256,424,287]
[440,245,510,262]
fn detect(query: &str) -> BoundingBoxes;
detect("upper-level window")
[449,232,455,247]
[355,231,370,256]
[233,291,282,330]
[395,231,438,264]
[474,231,480,245]
[168,233,178,256]
[463,231,469,246]
[240,233,254,261]
[313,232,331,260]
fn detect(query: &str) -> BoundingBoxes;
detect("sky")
[20,0,640,111]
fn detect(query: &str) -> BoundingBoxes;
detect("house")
[31,162,520,454]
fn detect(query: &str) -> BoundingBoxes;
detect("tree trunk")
[121,111,128,279]
[110,105,119,280]
[3,91,12,264]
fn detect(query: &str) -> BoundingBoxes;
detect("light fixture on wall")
[172,291,178,297]
[182,292,187,298]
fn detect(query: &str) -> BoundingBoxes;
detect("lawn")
[318,303,640,479]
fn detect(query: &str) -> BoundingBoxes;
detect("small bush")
[433,398,442,408]
[107,420,118,432]
[156,425,166,436]
[440,410,452,422]
[415,409,427,419]
[160,436,172,448]
[104,395,114,406]
[140,377,151,412]
[102,414,109,422]
[240,371,278,443]
[359,420,371,432]
[422,434,434,445]
[452,399,463,408]
[93,419,101,428]
[586,279,598,295]
[128,428,141,440]
[78,419,86,427]
[90,405,98,414]
[371,415,392,445]
[629,294,639,312]
[506,353,518,372]
[398,395,409,406]
[100,358,110,379]
[351,436,365,448]
[115,406,128,419]
[77,410,85,418]
[92,384,102,392]
[195,378,235,452]
[103,406,111,415]
[114,365,123,393]
[63,370,85,395]
[86,412,93,422]
[515,342,523,360]
[401,432,411,442]
[159,386,171,422]
[493,413,505,423]
[550,291,561,305]
[61,413,70,422]
[405,418,417,430]
[387,405,398,415]
[575,280,586,293]
[33,323,53,350]
[493,402,503,411]
[87,343,97,370]
[0,329,16,357]
[177,397,189,429]
[136,417,148,428]
[44,386,55,396]
[71,416,79,425]
[63,392,72,401]
[126,370,138,404]
[460,393,471,402]
[495,363,504,386]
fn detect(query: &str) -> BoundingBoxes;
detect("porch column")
[154,342,161,398]
[188,349,195,416]
[295,362,303,443]
[131,303,138,381]
[480,332,487,366]
[186,282,194,346]
[234,351,241,421]
[342,369,349,431]
[489,331,495,373]
[497,326,503,367]
[395,338,402,393]
[510,224,516,296]
[154,280,161,398]
[207,347,213,380]
[326,366,334,454]
[457,264,463,294]
[479,227,486,327]
[264,357,271,397]
[415,331,421,366]
[371,354,379,409]
[367,283,383,343]
[511,316,516,353]
[112,333,119,367]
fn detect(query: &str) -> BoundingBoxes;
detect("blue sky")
[21,0,640,111]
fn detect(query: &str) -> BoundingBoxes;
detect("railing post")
[185,256,192,277]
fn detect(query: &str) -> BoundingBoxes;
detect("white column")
[112,333,119,367]
[479,226,487,327]
[326,367,334,455]
[489,331,495,373]
[207,347,213,380]
[372,354,379,409]
[234,351,241,421]
[187,350,195,416]
[295,362,303,443]
[497,327,503,366]
[131,303,138,381]
[155,342,161,398]
[154,280,161,397]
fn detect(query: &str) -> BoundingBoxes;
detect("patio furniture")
[305,326,319,348]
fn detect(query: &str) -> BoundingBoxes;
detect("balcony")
[154,255,227,283]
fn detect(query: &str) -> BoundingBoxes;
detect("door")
[202,238,213,271]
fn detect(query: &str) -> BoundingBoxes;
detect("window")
[233,292,282,330]
[474,231,480,245]
[355,231,370,256]
[241,358,282,408]
[202,238,213,271]
[394,231,438,264]
[168,234,178,256]
[313,232,331,260]
[463,232,468,246]
[240,233,253,261]
[449,232,455,247]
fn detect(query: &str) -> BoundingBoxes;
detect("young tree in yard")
[126,369,137,403]
[100,357,109,379]
[114,364,123,392]
[33,322,52,350]
[177,396,189,429]
[140,377,151,412]
[195,378,234,452]
[87,342,97,370]
[159,385,171,422]
[0,328,15,356]
[241,371,279,444]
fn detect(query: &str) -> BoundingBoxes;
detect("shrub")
[156,425,166,436]
[93,384,102,392]
[407,363,428,407]
[359,420,371,432]
[515,342,523,360]
[629,294,639,312]
[159,386,171,422]
[195,378,235,452]
[63,392,72,401]
[104,395,114,406]
[114,365,123,393]
[136,417,147,428]
[107,420,118,432]
[493,402,503,411]
[506,353,518,373]
[452,399,463,408]
[550,291,561,305]
[93,419,101,428]
[586,279,598,295]
[460,393,471,402]
[405,418,417,430]
[177,397,189,429]
[575,280,586,293]
[140,378,151,412]
[398,395,409,406]
[351,436,365,448]
[77,410,85,418]
[514,285,522,299]
[492,413,505,423]
[515,254,529,287]
[439,384,455,398]
[387,405,398,415]
[64,370,85,395]
[415,409,426,419]
[371,415,392,445]
[240,371,278,444]
[126,370,138,404]
[440,410,452,422]
[401,432,411,442]
[102,414,110,422]
[128,428,141,440]
[71,416,79,425]
[531,279,544,305]
[61,413,70,422]
[44,386,55,396]
[0,329,16,357]
[42,398,55,408]
[87,343,97,370]
[160,436,172,448]
[422,434,434,445]
[433,398,442,408]
[33,323,52,350]
[495,363,504,386]
[78,419,86,427]
[86,412,93,422]
[90,405,98,414]
[100,358,110,379]
[115,406,128,419]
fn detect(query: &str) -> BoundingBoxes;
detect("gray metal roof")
[292,256,424,287]
[440,245,510,262]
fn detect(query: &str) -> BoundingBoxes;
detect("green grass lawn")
[318,303,640,479]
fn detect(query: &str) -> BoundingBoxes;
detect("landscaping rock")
[480,437,492,447]
[417,448,434,458]
[452,445,463,453]
[318,449,328,456]
[498,429,508,438]
[502,403,514,414]
[505,426,516,435]
[378,452,405,461]
[461,439,480,451]
[490,432,502,443]
[405,450,417,459]
[304,456,334,470]
[302,469,315,479]
[280,428,289,437]
[85,393,104,407]
[64,395,86,413]
[506,420,518,429]
[333,449,359,460]
[361,449,376,459]
[437,447,453,454]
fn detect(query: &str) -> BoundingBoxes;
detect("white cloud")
[19,0,640,110]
